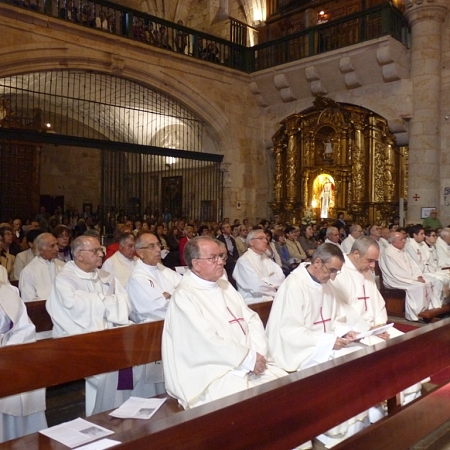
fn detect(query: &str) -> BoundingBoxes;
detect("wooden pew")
[2,317,450,449]
[24,299,273,333]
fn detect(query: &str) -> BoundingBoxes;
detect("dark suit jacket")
[217,234,238,262]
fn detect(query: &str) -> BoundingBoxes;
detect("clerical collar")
[305,264,321,284]
[190,271,218,289]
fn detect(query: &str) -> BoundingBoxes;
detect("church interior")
[2,0,450,448]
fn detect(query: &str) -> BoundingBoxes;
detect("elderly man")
[235,224,248,256]
[331,236,421,418]
[102,232,137,288]
[162,236,287,409]
[232,229,285,304]
[405,225,450,298]
[13,229,43,280]
[127,232,182,323]
[435,228,450,268]
[46,236,130,416]
[379,232,442,321]
[324,226,341,247]
[266,244,367,448]
[341,224,364,254]
[126,232,182,398]
[379,227,390,252]
[0,282,47,442]
[19,233,65,302]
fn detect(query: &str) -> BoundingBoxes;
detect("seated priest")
[435,228,450,268]
[0,281,47,443]
[102,232,138,288]
[340,224,364,254]
[13,228,43,281]
[46,236,131,416]
[331,236,421,416]
[266,243,369,449]
[19,233,65,302]
[232,229,285,304]
[162,236,287,410]
[405,224,450,299]
[379,231,443,321]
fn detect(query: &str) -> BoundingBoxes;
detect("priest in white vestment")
[232,229,285,304]
[324,227,341,248]
[331,237,421,417]
[405,225,450,300]
[266,243,368,448]
[340,224,363,254]
[19,233,65,302]
[46,236,130,416]
[0,282,47,442]
[378,227,390,253]
[435,228,450,268]
[379,232,442,321]
[127,232,182,323]
[102,232,137,289]
[126,232,183,398]
[162,236,287,410]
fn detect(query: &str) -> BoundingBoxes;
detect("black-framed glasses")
[140,242,162,250]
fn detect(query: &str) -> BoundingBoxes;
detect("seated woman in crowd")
[298,224,317,259]
[273,229,296,276]
[52,225,73,262]
[284,225,306,263]
[264,229,282,268]
[0,233,15,282]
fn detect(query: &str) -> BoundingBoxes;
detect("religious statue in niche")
[323,139,333,161]
[312,174,335,219]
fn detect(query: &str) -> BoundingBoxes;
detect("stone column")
[404,0,448,221]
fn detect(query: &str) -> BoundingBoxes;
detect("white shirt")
[14,248,35,280]
[232,248,285,303]
[102,251,137,288]
[126,260,182,323]
[340,235,355,254]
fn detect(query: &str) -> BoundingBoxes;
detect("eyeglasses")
[194,254,227,263]
[429,234,437,237]
[322,263,341,276]
[140,242,162,250]
[58,233,70,238]
[251,236,269,241]
[79,247,104,255]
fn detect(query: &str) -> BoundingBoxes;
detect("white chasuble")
[162,271,287,409]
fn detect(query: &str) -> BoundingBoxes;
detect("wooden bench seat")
[418,304,450,322]
[3,319,450,449]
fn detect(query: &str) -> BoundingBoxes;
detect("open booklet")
[355,323,394,340]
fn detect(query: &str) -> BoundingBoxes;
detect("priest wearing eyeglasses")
[266,243,367,448]
[46,235,130,416]
[126,232,182,323]
[232,229,285,304]
[162,236,287,409]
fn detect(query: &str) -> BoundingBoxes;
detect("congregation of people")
[2,205,450,447]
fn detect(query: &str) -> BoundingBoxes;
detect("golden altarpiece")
[270,97,408,225]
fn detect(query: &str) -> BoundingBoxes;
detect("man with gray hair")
[435,227,450,268]
[341,224,364,254]
[162,236,287,409]
[267,243,367,447]
[102,232,137,288]
[46,235,130,416]
[232,228,285,304]
[127,232,182,323]
[379,231,442,321]
[324,226,341,247]
[19,232,64,302]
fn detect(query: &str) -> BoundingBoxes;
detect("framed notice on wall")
[421,207,436,219]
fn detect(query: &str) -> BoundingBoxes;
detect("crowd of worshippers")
[1,207,450,447]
